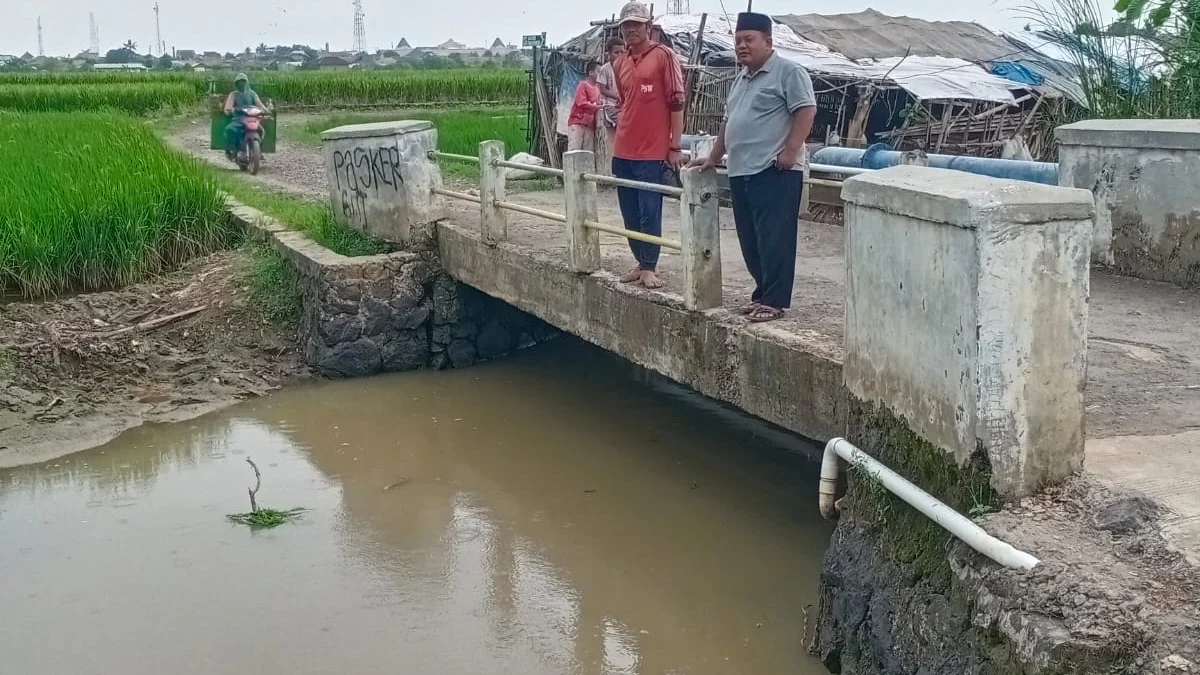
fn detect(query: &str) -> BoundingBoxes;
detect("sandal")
[735,302,762,315]
[748,306,784,323]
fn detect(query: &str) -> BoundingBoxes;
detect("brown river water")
[1,338,833,675]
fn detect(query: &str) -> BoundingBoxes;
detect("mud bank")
[0,250,309,468]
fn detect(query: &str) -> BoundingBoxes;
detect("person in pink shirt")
[567,61,602,152]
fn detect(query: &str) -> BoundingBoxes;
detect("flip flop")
[748,306,784,323]
[735,302,762,315]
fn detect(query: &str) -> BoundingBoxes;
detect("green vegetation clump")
[227,508,306,529]
[246,245,304,326]
[0,111,235,296]
[844,402,998,591]
[1030,0,1200,120]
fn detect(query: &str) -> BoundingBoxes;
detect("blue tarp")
[989,60,1045,86]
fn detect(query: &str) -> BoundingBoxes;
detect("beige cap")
[618,1,653,24]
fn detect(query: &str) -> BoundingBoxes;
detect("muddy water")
[1,339,832,675]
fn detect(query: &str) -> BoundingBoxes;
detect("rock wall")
[230,202,556,379]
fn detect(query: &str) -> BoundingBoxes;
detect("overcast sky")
[4,0,1046,57]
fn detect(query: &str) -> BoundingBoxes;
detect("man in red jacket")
[612,1,685,289]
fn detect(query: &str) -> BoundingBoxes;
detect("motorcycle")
[230,106,268,175]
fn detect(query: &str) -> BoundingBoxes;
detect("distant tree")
[503,51,523,66]
[142,56,156,69]
[157,53,173,69]
[244,46,252,56]
[256,42,269,54]
[483,49,493,57]
[448,53,466,67]
[420,53,447,69]
[105,48,134,63]
[123,39,138,52]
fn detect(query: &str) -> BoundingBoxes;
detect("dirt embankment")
[0,250,309,468]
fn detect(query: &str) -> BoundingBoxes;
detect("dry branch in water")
[245,457,262,512]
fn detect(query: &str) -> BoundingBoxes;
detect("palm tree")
[123,39,137,52]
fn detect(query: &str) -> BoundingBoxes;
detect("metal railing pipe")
[493,159,565,179]
[584,221,682,250]
[432,186,481,204]
[429,150,480,164]
[820,438,1039,571]
[495,200,567,223]
[809,163,871,176]
[582,172,684,198]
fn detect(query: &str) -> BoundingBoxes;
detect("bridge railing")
[429,142,722,311]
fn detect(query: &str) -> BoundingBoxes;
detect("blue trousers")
[612,157,667,271]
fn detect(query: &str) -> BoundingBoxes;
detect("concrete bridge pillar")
[321,120,446,252]
[1057,119,1200,287]
[841,165,1095,497]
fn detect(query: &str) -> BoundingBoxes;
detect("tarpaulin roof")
[655,13,1027,103]
[558,10,1084,105]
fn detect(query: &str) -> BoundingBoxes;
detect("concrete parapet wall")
[436,221,846,444]
[321,120,446,252]
[227,201,554,378]
[1058,119,1200,286]
[841,166,1094,497]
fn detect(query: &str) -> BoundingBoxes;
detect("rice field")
[297,107,527,152]
[0,82,198,114]
[0,69,527,114]
[0,111,235,296]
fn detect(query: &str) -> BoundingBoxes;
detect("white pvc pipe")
[820,438,1040,571]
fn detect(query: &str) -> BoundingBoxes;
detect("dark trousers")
[729,168,803,309]
[612,157,666,271]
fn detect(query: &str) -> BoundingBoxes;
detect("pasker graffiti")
[332,145,406,194]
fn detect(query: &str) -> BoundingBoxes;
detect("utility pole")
[89,13,100,55]
[37,17,45,57]
[352,0,366,53]
[153,3,164,56]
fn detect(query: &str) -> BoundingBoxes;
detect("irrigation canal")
[1,337,833,675]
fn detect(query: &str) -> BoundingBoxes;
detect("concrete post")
[479,140,507,245]
[562,150,601,274]
[841,165,1095,498]
[679,166,722,310]
[1057,119,1200,287]
[321,120,445,252]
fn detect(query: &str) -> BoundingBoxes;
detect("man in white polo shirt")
[694,12,816,323]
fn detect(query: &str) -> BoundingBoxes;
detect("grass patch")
[0,111,236,297]
[246,245,304,326]
[227,508,306,529]
[214,176,388,257]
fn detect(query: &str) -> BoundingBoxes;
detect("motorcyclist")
[223,73,270,160]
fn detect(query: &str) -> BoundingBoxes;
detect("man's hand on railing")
[688,154,719,172]
[667,149,686,172]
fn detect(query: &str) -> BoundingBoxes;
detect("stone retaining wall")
[228,201,556,378]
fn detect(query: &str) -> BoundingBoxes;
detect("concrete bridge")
[243,118,1200,672]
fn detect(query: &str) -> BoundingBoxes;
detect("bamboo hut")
[528,9,1085,166]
